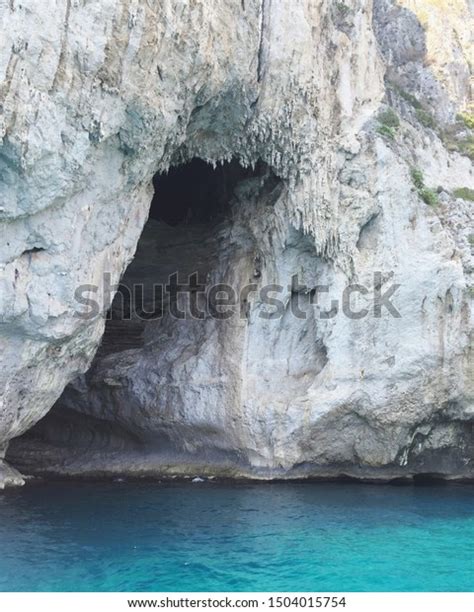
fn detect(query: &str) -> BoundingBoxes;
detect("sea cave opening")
[99,157,263,356]
[7,157,277,467]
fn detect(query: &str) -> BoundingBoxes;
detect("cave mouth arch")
[6,156,287,475]
[98,157,271,355]
[7,155,281,472]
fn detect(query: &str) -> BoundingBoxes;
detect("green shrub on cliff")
[378,108,400,129]
[335,2,350,17]
[457,112,474,130]
[453,187,474,201]
[377,125,395,139]
[420,188,438,207]
[410,168,438,207]
[398,88,422,110]
[376,108,400,140]
[444,134,474,161]
[443,111,474,160]
[410,168,424,190]
[416,108,436,129]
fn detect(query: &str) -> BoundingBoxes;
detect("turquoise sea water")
[0,481,472,591]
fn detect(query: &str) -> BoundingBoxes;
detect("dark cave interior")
[97,157,268,354]
[149,158,258,226]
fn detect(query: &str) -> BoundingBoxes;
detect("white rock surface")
[0,0,472,486]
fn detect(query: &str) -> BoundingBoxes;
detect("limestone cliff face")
[0,0,472,487]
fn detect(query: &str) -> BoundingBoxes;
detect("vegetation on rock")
[453,187,474,201]
[416,108,436,129]
[410,168,439,207]
[457,112,474,130]
[376,108,400,140]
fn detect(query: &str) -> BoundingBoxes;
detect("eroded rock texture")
[1,0,473,486]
